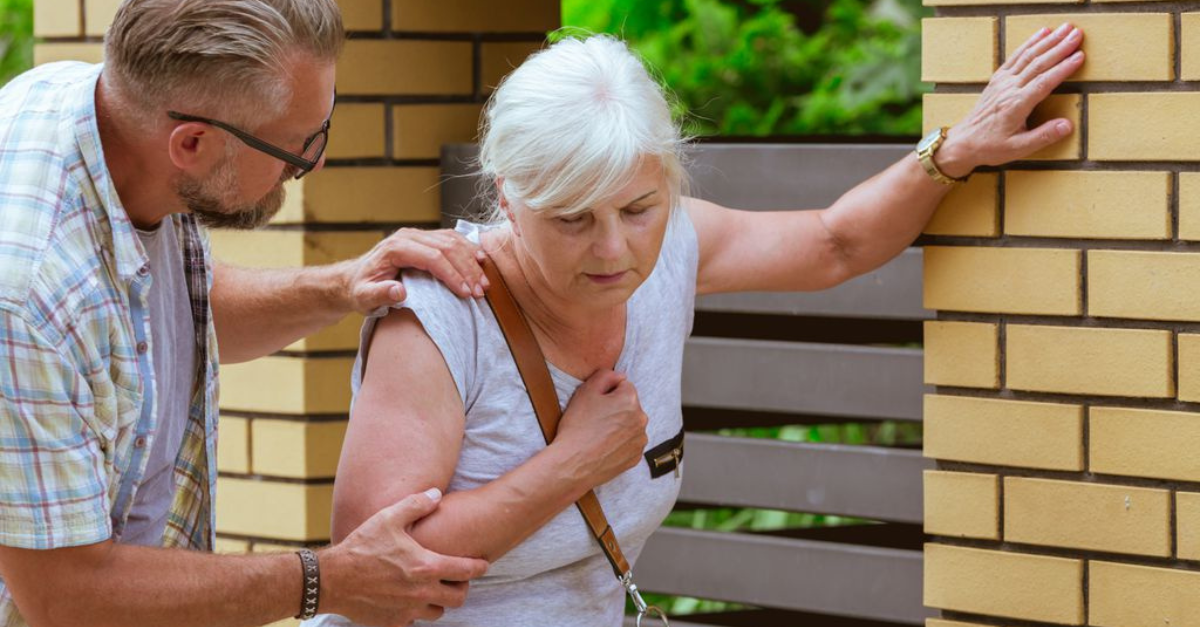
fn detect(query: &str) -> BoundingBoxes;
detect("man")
[0,1,491,625]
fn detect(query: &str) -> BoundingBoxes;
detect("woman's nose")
[592,221,627,260]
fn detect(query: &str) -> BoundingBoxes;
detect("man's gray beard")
[178,158,292,230]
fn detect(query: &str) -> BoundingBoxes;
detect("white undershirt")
[122,216,196,547]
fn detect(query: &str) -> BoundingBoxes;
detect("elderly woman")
[310,27,1084,627]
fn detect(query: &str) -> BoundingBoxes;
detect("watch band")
[917,127,969,186]
[295,548,321,620]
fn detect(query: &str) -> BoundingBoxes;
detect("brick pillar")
[921,3,1200,626]
[33,2,557,624]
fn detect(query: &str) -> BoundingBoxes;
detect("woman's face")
[506,158,671,310]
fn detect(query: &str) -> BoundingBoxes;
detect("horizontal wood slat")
[679,434,930,523]
[683,338,925,421]
[635,528,930,624]
[696,248,927,321]
[685,143,912,210]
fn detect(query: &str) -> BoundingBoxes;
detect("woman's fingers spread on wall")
[1018,26,1083,88]
[1001,26,1050,72]
[1010,22,1073,75]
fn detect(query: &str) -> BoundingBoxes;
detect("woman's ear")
[496,177,521,237]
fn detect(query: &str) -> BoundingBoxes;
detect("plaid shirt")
[0,63,219,624]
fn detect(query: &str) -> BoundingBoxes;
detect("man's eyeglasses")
[167,99,334,180]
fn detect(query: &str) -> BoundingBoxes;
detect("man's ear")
[167,122,224,175]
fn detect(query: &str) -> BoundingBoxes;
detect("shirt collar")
[70,63,150,282]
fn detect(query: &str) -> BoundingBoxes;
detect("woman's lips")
[585,271,628,285]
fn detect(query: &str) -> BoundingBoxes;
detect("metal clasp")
[621,571,669,627]
[653,447,683,479]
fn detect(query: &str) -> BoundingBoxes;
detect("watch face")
[917,128,943,152]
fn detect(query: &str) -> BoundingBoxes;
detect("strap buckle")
[621,571,670,626]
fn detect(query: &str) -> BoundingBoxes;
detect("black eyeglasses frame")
[167,98,335,180]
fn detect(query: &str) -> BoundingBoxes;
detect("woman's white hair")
[478,35,688,222]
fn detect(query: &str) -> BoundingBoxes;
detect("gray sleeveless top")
[307,209,698,627]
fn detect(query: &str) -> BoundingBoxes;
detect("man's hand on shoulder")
[340,228,489,314]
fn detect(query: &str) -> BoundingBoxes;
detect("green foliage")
[0,0,31,86]
[715,420,923,447]
[562,0,930,137]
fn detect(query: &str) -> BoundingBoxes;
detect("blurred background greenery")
[0,0,30,85]
[563,0,929,138]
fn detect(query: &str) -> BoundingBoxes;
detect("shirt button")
[136,341,148,354]
[134,436,147,449]
[137,264,150,277]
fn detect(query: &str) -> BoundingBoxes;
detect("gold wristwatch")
[916,126,969,186]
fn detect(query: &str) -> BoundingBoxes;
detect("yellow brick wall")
[34,5,557,625]
[922,1,1200,624]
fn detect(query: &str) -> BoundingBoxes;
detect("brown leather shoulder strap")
[480,255,631,578]
[479,256,562,444]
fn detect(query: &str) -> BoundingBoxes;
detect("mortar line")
[1175,10,1183,83]
[1172,170,1182,241]
[1171,486,1179,559]
[1079,92,1089,163]
[1079,244,1088,319]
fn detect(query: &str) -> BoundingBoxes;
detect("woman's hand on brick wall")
[938,23,1086,177]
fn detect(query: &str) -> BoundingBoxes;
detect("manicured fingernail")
[1057,121,1071,134]
[474,284,484,297]
[476,249,486,260]
[390,285,403,300]
[481,275,491,288]
[1054,23,1071,36]
[1067,27,1081,40]
[461,282,471,295]
[423,487,442,502]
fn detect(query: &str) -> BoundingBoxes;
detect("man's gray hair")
[104,0,343,126]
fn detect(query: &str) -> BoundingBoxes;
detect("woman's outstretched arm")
[330,308,648,562]
[690,24,1085,296]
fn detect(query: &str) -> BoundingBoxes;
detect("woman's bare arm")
[331,308,647,562]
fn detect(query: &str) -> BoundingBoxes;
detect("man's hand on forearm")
[212,228,487,364]
[322,489,489,625]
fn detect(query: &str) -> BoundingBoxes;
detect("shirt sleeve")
[394,271,481,408]
[0,307,111,549]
